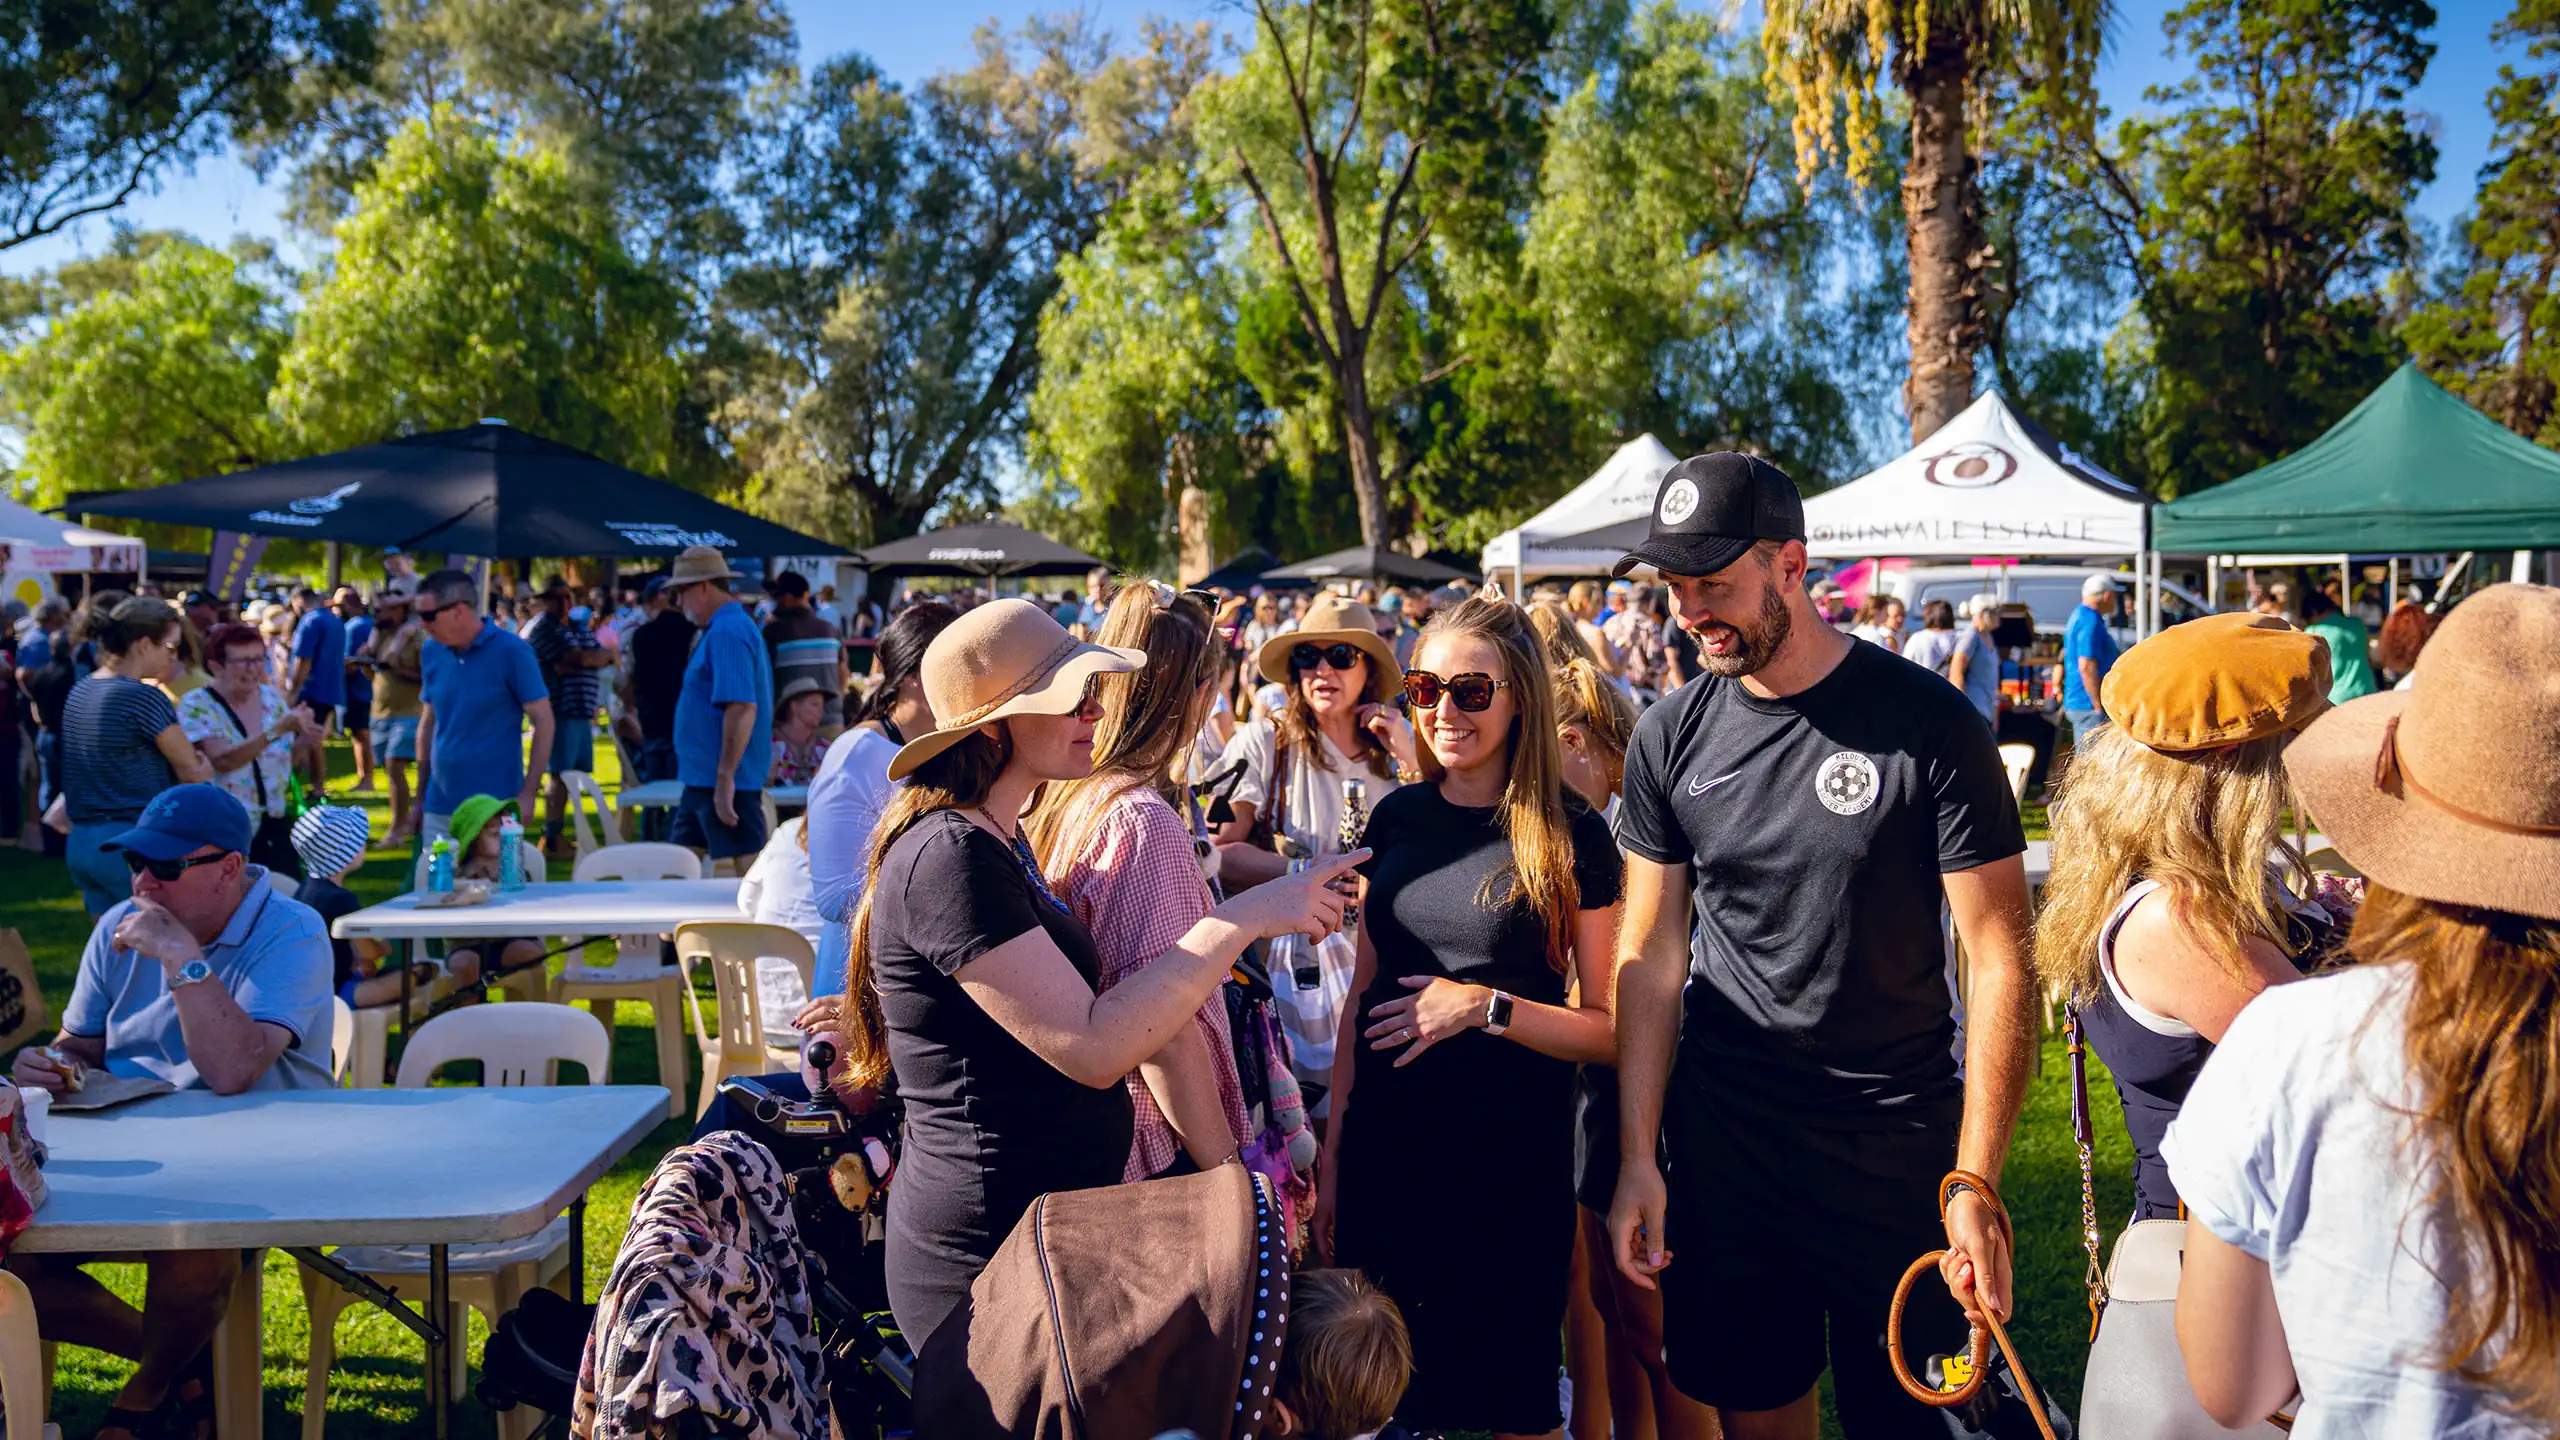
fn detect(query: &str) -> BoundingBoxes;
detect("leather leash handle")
[1883,1171,2062,1440]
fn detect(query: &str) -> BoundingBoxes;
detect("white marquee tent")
[1803,390,2150,559]
[0,494,143,573]
[1480,433,1679,580]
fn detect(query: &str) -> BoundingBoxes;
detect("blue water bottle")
[426,838,455,893]
[497,816,526,892]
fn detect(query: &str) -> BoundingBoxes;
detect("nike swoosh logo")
[1686,770,1742,797]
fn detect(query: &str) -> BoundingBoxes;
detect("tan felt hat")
[889,599,1145,780]
[667,545,742,587]
[2100,611,2332,753]
[2284,583,2560,921]
[1253,593,1399,704]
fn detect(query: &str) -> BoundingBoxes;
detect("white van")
[1871,564,2213,647]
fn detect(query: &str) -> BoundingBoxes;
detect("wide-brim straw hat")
[2283,583,2560,921]
[889,598,1146,781]
[1254,593,1398,704]
[667,545,741,588]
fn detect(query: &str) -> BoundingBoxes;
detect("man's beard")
[1690,577,1793,678]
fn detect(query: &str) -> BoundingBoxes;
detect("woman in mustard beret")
[2033,612,2347,1221]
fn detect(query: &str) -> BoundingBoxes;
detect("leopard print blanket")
[573,1132,828,1439]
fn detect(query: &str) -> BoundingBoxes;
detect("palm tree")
[1761,0,2109,443]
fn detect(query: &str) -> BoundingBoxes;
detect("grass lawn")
[8,745,2135,1439]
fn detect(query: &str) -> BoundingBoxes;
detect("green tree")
[0,0,375,250]
[272,111,689,474]
[0,232,290,506]
[2061,0,2436,491]
[2406,0,2560,445]
[710,19,1211,546]
[1211,0,1555,549]
[1759,0,2108,443]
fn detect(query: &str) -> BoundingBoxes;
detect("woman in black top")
[59,597,211,916]
[1320,591,1624,1440]
[833,599,1363,1349]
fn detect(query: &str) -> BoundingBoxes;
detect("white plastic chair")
[557,770,622,859]
[673,922,814,1121]
[264,871,302,900]
[1998,742,2035,807]
[0,1270,62,1440]
[560,843,703,1117]
[330,996,355,1084]
[299,1004,610,1440]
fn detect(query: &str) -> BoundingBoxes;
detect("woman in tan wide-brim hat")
[828,596,1369,1347]
[2163,584,2560,1436]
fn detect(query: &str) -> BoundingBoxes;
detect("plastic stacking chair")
[298,1004,610,1440]
[562,843,704,1117]
[673,922,815,1122]
[557,770,622,860]
[264,871,302,900]
[330,997,355,1085]
[0,1271,61,1440]
[1998,743,2035,807]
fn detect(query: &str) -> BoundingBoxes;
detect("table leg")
[428,1243,451,1440]
[212,1248,262,1440]
[570,1195,587,1306]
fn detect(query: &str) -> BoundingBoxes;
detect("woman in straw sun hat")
[2162,584,2560,1437]
[828,597,1369,1348]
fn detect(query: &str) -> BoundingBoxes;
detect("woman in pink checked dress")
[1027,585,1253,1180]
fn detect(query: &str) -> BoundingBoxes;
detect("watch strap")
[1483,989,1513,1035]
[169,959,215,989]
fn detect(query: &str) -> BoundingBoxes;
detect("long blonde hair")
[2351,887,2560,1419]
[838,730,1010,1091]
[1025,584,1219,865]
[1526,599,1598,670]
[2034,726,2302,1000]
[1415,592,1581,972]
[1552,653,1637,800]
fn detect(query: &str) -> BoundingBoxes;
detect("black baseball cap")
[1612,452,1806,579]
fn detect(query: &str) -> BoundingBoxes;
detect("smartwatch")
[1482,990,1514,1036]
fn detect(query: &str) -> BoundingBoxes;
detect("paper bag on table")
[0,930,51,1057]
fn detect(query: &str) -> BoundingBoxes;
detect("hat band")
[945,634,1083,730]
[2374,714,2560,838]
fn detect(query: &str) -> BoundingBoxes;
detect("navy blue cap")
[104,784,254,863]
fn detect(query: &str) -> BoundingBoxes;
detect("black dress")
[1334,784,1623,1435]
[870,809,1134,1347]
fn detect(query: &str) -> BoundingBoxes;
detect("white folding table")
[330,878,745,941]
[21,1086,667,1439]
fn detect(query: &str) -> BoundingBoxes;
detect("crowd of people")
[0,442,2551,1440]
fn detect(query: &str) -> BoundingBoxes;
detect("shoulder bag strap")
[203,690,271,814]
[2067,1002,2108,1338]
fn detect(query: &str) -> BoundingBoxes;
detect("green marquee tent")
[2153,363,2560,553]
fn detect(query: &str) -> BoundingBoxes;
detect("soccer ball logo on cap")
[1657,478,1700,525]
[1814,751,1880,815]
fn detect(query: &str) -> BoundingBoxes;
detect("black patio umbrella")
[855,521,1104,579]
[1262,544,1471,587]
[68,422,846,559]
[1190,547,1310,592]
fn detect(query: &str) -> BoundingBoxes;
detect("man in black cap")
[1602,452,2036,1439]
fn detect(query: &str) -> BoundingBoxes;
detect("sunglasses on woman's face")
[124,850,230,882]
[1291,643,1364,673]
[1402,669,1511,712]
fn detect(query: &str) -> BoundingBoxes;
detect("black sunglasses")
[1402,669,1511,712]
[1291,642,1365,673]
[124,850,231,882]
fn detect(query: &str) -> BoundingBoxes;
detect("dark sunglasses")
[124,850,230,882]
[1291,642,1365,673]
[1402,669,1511,712]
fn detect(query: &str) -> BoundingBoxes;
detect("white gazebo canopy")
[1481,433,1679,578]
[0,493,143,572]
[1803,391,2149,559]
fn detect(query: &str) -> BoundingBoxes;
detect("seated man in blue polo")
[7,784,334,1440]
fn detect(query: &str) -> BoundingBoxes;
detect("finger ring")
[1397,1027,1411,1042]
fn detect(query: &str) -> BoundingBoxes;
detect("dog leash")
[1886,1169,2061,1440]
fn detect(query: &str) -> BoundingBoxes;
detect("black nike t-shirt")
[1616,638,2024,1131]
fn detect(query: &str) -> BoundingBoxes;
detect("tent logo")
[289,482,361,516]
[1921,443,2017,488]
[1658,478,1700,525]
[604,521,739,549]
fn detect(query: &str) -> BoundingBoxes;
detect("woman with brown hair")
[2166,584,2560,1435]
[2033,612,2339,1221]
[1026,585,1253,1180]
[2372,600,2438,689]
[58,597,214,915]
[831,599,1363,1347]
[1319,589,1623,1440]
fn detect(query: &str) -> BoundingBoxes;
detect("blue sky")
[0,0,2514,276]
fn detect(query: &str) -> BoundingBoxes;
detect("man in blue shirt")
[2060,573,2121,739]
[666,546,772,863]
[413,568,555,845]
[9,784,334,1434]
[335,586,377,794]
[287,586,348,800]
